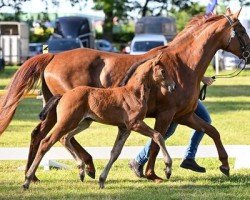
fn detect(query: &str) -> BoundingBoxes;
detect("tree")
[92,0,130,41]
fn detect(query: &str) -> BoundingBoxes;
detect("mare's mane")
[173,14,225,40]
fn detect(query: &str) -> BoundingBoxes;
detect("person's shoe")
[180,159,206,173]
[129,159,145,178]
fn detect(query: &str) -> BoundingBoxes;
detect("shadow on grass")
[0,173,249,200]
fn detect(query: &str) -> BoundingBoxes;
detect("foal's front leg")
[99,127,130,189]
[131,121,172,180]
[177,113,230,176]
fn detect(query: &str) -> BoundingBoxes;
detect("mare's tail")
[0,53,54,135]
[39,95,62,121]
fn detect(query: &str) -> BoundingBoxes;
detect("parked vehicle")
[217,50,250,70]
[53,16,95,49]
[0,48,4,71]
[95,39,113,52]
[130,34,167,55]
[0,21,29,65]
[28,43,43,58]
[135,16,177,42]
[47,38,83,53]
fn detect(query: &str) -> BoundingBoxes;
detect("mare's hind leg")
[99,127,130,189]
[60,119,94,181]
[177,113,230,176]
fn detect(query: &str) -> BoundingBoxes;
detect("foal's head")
[150,53,176,92]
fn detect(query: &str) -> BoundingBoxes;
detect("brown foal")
[1,9,250,183]
[23,54,176,189]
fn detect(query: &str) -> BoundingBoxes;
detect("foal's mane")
[118,56,155,87]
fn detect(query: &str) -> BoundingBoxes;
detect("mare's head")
[220,8,250,63]
[150,53,176,92]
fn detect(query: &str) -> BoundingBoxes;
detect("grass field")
[0,66,250,199]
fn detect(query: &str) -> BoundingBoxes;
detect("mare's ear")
[153,52,163,65]
[225,8,232,16]
[232,8,242,20]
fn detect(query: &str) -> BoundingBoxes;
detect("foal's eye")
[161,69,165,74]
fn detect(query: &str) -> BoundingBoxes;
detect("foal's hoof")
[99,177,105,189]
[22,182,29,190]
[79,172,85,182]
[86,170,95,179]
[32,175,40,183]
[219,166,230,177]
[145,172,163,183]
[166,172,171,180]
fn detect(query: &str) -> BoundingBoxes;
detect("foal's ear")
[225,8,232,16]
[232,8,242,20]
[153,52,163,65]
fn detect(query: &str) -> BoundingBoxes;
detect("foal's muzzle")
[168,83,176,93]
[162,82,176,93]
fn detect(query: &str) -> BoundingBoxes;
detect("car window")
[48,40,81,51]
[133,41,164,52]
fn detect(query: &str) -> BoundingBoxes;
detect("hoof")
[22,182,29,190]
[32,175,40,183]
[220,166,230,177]
[166,172,171,180]
[145,172,163,183]
[79,173,85,182]
[86,170,95,179]
[99,177,105,189]
[86,163,96,179]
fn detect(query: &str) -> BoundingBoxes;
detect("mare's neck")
[171,18,228,81]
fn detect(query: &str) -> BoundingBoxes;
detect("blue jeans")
[135,101,212,166]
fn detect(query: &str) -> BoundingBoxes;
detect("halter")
[224,15,250,60]
[199,15,250,101]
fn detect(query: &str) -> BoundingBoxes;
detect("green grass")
[0,66,250,199]
[0,159,249,200]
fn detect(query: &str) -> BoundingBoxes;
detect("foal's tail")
[0,53,54,135]
[39,95,62,121]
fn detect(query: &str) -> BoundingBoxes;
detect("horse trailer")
[53,16,95,49]
[0,21,29,65]
[135,16,177,42]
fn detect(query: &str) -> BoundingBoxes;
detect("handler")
[129,76,215,177]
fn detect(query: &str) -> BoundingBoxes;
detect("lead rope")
[199,58,247,101]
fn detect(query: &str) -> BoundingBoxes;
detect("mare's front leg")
[131,120,172,181]
[99,127,130,189]
[177,113,230,176]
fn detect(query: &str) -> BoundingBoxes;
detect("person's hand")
[202,76,215,86]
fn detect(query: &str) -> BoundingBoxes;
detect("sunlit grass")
[0,66,250,199]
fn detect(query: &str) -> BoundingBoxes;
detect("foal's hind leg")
[131,121,172,180]
[25,111,56,182]
[60,119,94,181]
[99,127,130,189]
[23,124,73,189]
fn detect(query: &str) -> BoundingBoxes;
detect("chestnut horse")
[23,54,176,189]
[0,9,250,182]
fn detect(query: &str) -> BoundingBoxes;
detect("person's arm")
[201,76,215,86]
